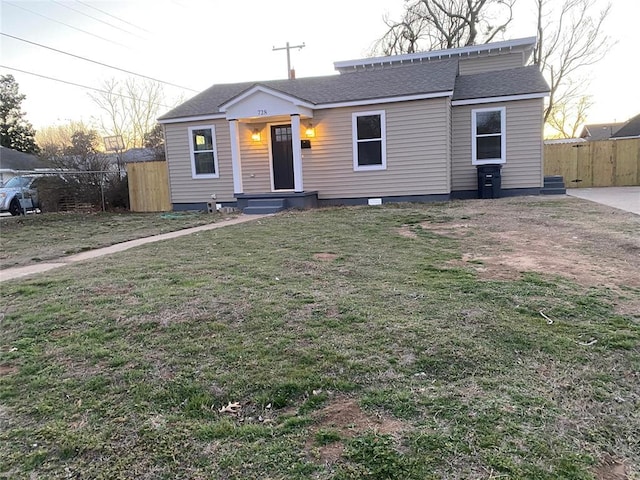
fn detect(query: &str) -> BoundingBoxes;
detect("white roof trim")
[219,84,315,111]
[611,135,640,140]
[334,37,537,70]
[158,113,225,124]
[451,92,548,106]
[319,91,453,109]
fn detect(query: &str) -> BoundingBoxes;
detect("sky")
[1,0,638,134]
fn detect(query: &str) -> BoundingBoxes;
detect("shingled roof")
[611,113,640,138]
[0,146,49,171]
[159,56,548,121]
[452,65,549,101]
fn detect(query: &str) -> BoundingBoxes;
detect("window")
[352,111,386,171]
[472,107,506,165]
[189,125,219,178]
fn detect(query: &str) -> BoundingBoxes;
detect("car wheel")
[9,198,22,216]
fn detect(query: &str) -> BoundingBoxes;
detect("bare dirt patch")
[594,455,631,480]
[313,253,338,261]
[0,364,18,376]
[396,226,418,238]
[305,395,407,465]
[417,197,640,314]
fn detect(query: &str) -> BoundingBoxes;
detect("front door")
[271,124,294,190]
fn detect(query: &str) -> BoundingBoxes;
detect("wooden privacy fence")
[544,138,640,188]
[126,161,172,212]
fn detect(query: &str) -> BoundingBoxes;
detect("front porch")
[236,191,318,214]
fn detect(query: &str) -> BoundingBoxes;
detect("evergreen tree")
[0,74,40,154]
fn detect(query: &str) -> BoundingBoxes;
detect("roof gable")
[219,85,315,120]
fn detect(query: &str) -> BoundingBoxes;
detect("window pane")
[357,141,382,166]
[357,115,381,140]
[476,136,501,159]
[192,129,213,151]
[476,111,502,135]
[194,152,215,174]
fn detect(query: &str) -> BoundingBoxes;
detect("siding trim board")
[452,92,547,106]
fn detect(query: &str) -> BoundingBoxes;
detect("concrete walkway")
[0,214,271,282]
[567,186,640,215]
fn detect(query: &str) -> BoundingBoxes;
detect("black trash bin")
[476,164,502,199]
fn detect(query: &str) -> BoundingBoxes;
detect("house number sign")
[257,109,268,116]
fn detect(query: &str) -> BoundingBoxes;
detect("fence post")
[100,172,106,212]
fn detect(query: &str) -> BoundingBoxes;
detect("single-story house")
[0,146,51,185]
[580,122,625,141]
[158,36,550,213]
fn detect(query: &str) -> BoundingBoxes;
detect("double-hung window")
[352,110,386,171]
[189,125,219,178]
[472,107,506,165]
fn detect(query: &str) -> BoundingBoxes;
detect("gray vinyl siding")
[164,119,235,203]
[300,98,451,199]
[459,52,525,75]
[451,98,544,191]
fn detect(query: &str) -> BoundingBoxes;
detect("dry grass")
[1,196,638,479]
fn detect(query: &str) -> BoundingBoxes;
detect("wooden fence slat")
[544,138,640,188]
[126,161,172,212]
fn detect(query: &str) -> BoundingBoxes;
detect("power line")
[5,1,129,50]
[1,32,198,92]
[75,0,152,34]
[51,0,147,40]
[0,65,173,109]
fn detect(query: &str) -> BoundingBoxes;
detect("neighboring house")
[579,114,640,141]
[158,37,549,212]
[610,113,640,139]
[0,146,51,185]
[120,148,161,164]
[580,123,624,141]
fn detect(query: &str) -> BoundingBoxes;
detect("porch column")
[290,114,304,192]
[228,119,243,194]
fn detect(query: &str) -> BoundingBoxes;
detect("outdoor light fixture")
[251,128,261,142]
[305,124,316,138]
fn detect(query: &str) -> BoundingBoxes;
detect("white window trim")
[471,107,506,166]
[352,110,387,171]
[188,125,220,179]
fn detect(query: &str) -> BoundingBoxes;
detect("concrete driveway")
[567,186,640,215]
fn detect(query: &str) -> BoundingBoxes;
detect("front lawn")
[1,198,638,479]
[0,211,236,269]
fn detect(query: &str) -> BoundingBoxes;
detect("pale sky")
[0,0,637,132]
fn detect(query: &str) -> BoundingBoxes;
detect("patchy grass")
[1,198,639,479]
[0,210,237,269]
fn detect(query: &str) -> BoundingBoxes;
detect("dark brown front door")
[271,124,294,190]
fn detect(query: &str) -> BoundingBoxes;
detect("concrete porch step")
[243,198,285,214]
[541,175,566,195]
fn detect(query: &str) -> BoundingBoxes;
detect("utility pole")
[272,41,305,79]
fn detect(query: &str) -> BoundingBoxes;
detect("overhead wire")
[50,0,147,40]
[0,65,174,109]
[4,1,130,49]
[74,0,152,34]
[1,32,199,92]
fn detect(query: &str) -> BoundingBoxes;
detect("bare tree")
[36,120,93,160]
[547,93,592,138]
[90,77,165,150]
[533,0,612,126]
[373,0,516,55]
